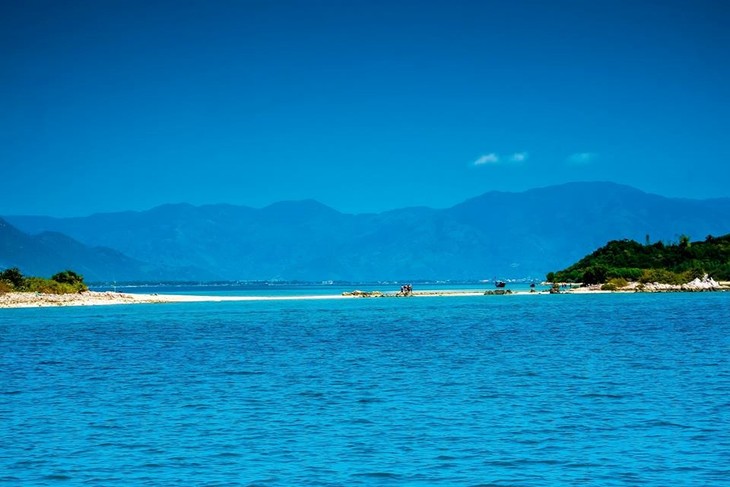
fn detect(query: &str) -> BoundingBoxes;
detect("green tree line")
[0,268,88,294]
[547,234,730,285]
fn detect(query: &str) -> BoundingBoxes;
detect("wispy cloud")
[510,152,528,162]
[567,152,598,164]
[473,153,499,166]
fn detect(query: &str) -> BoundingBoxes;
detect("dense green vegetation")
[0,268,88,294]
[547,234,730,284]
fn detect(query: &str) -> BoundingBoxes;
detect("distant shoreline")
[3,284,729,308]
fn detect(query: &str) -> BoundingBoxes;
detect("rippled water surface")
[2,292,729,485]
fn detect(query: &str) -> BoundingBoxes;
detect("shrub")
[610,277,628,288]
[640,268,685,285]
[51,270,88,292]
[24,277,83,294]
[601,277,628,291]
[0,267,25,288]
[0,280,13,294]
[52,270,84,285]
[684,267,706,281]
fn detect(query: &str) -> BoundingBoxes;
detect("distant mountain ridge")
[0,218,214,281]
[4,182,730,282]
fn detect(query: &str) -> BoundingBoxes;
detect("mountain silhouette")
[4,182,730,281]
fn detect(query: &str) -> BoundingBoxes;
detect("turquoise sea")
[2,290,729,485]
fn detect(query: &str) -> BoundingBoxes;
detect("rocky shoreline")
[567,275,729,294]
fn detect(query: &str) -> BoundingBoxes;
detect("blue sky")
[1,0,729,216]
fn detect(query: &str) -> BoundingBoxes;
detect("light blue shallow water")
[1,292,729,486]
[91,282,551,297]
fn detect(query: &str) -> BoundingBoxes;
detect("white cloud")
[510,152,528,162]
[473,153,499,166]
[567,152,598,164]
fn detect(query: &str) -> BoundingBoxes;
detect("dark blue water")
[2,292,729,485]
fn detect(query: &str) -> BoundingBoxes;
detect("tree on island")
[51,270,86,287]
[0,267,24,288]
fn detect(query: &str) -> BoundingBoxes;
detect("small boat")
[495,281,506,288]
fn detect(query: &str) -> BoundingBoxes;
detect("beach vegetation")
[601,277,629,291]
[639,269,686,285]
[0,267,88,294]
[0,280,12,294]
[0,267,25,288]
[51,270,86,288]
[548,234,730,284]
[582,265,608,285]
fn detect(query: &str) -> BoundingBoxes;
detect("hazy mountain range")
[3,182,730,282]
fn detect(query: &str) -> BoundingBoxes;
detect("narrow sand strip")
[0,291,357,308]
[1,289,543,308]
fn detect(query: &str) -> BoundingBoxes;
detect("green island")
[547,234,730,290]
[0,268,88,295]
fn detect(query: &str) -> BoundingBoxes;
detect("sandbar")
[0,291,366,308]
[0,289,538,309]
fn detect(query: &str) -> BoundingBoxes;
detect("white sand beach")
[0,289,538,309]
[0,291,359,308]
